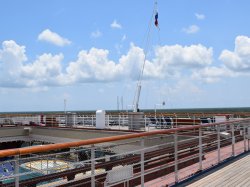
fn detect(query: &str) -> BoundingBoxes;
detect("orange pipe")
[0,118,249,158]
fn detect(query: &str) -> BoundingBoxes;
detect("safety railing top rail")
[0,118,249,158]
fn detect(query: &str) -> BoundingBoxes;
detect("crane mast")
[133,0,158,112]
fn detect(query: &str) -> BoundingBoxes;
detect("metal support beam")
[199,127,202,171]
[174,131,178,183]
[14,155,19,187]
[217,125,221,163]
[141,138,145,187]
[231,124,235,156]
[91,145,95,187]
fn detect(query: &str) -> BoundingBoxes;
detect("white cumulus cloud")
[0,40,27,87]
[191,66,233,83]
[220,35,250,72]
[154,44,213,69]
[116,44,147,80]
[0,40,216,88]
[110,20,122,29]
[2,35,250,95]
[65,48,117,83]
[183,25,200,34]
[38,29,71,47]
[21,53,64,87]
[191,35,250,83]
[63,43,213,83]
[0,40,64,88]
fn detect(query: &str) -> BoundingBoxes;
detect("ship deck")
[186,152,250,186]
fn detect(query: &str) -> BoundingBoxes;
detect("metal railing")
[0,113,238,131]
[0,118,250,186]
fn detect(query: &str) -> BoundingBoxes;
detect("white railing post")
[119,114,121,129]
[122,114,124,126]
[141,138,145,187]
[175,115,178,128]
[83,115,85,126]
[231,123,235,156]
[15,155,19,187]
[199,127,203,170]
[174,131,178,183]
[107,115,110,128]
[91,145,95,187]
[145,115,149,132]
[45,115,47,126]
[243,124,247,152]
[119,115,121,130]
[92,115,94,127]
[217,125,221,163]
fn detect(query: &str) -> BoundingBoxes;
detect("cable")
[133,0,159,112]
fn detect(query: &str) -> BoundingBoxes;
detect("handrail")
[0,118,249,158]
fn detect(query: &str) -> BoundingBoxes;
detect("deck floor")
[143,140,247,187]
[187,153,250,187]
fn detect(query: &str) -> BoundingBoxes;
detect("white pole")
[154,104,156,119]
[121,96,124,111]
[217,125,221,163]
[91,145,95,187]
[117,96,120,111]
[231,124,235,156]
[174,131,178,183]
[64,99,67,114]
[15,156,19,187]
[244,124,247,151]
[141,138,145,187]
[199,127,203,170]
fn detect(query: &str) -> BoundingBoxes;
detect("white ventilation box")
[220,132,231,139]
[215,116,227,123]
[96,110,106,129]
[107,165,133,184]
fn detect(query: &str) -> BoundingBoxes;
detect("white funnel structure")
[96,110,106,129]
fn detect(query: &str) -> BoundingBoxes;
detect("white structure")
[215,115,227,123]
[96,110,106,129]
[107,165,133,184]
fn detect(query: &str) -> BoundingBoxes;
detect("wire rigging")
[133,0,159,112]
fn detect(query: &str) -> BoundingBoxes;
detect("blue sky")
[0,0,250,112]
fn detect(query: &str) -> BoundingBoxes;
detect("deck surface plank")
[188,154,250,187]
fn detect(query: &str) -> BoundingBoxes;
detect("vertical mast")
[133,1,158,112]
[64,99,67,114]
